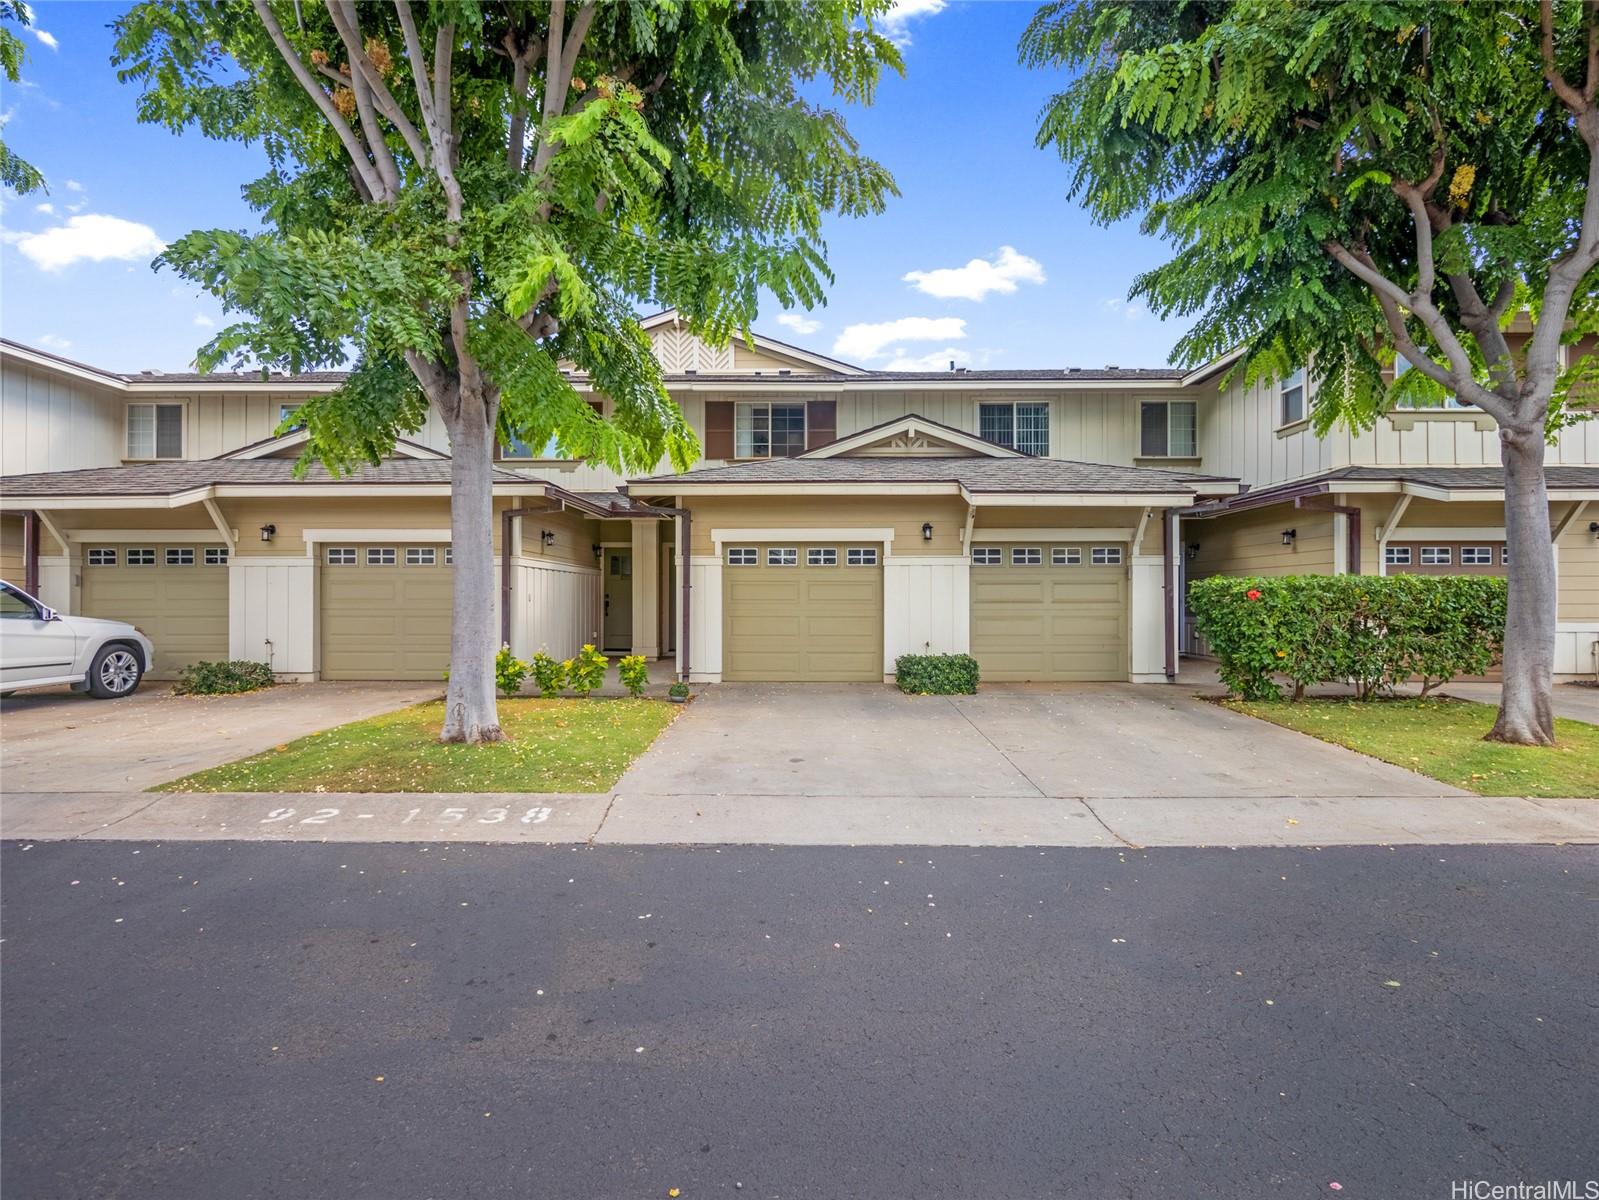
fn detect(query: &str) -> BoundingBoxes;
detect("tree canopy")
[1,1,46,194]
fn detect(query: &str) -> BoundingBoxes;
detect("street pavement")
[3,839,1595,1199]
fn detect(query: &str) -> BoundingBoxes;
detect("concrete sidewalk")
[4,787,1595,847]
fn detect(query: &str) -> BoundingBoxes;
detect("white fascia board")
[0,495,189,510]
[631,482,963,497]
[1,343,128,390]
[208,483,549,498]
[123,378,336,396]
[648,378,1192,393]
[966,492,1196,507]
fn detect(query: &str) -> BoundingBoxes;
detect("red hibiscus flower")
[1246,589,1261,600]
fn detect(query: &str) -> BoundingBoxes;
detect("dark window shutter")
[587,399,604,417]
[704,401,734,459]
[806,400,836,451]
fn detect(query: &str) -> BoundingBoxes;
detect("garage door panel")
[321,550,452,680]
[722,545,882,682]
[81,545,229,679]
[971,547,1127,682]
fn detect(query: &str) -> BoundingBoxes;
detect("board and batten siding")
[1189,508,1336,581]
[1,359,124,475]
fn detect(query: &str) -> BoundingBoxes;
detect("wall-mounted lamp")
[259,523,276,544]
[1281,528,1298,547]
[1589,520,1599,539]
[922,522,934,542]
[1185,542,1201,562]
[592,543,603,560]
[540,529,557,548]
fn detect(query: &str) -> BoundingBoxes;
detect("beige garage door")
[722,543,883,682]
[81,543,230,678]
[970,542,1128,681]
[321,544,453,680]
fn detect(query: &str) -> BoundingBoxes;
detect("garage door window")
[1052,547,1081,566]
[204,548,228,566]
[327,547,356,565]
[127,548,155,566]
[88,549,117,566]
[1011,547,1042,565]
[165,548,195,566]
[727,548,758,566]
[846,548,878,566]
[766,548,798,566]
[1385,545,1411,566]
[807,548,838,566]
[1461,546,1492,565]
[1421,547,1451,565]
[972,547,1001,566]
[406,547,436,566]
[1091,547,1123,565]
[367,548,397,566]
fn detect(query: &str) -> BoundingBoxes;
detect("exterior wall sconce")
[540,529,557,548]
[260,524,276,544]
[922,522,934,542]
[592,543,602,559]
[1589,521,1599,539]
[1185,542,1200,561]
[1281,528,1297,546]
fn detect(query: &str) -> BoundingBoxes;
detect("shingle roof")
[661,368,1185,384]
[1252,465,1599,493]
[631,455,1234,494]
[0,458,534,498]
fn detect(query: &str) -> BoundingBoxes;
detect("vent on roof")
[140,369,161,376]
[685,368,697,375]
[778,369,790,376]
[1066,368,1081,374]
[1105,364,1119,370]
[949,360,956,372]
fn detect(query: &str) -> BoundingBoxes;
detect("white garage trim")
[971,528,1135,542]
[61,528,225,543]
[300,527,452,553]
[711,526,897,550]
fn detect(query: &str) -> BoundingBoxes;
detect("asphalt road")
[2,841,1595,1200]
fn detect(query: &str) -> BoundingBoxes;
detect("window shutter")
[805,400,836,451]
[704,401,734,459]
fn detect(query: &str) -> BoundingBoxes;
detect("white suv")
[0,580,155,699]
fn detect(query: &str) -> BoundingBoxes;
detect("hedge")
[895,653,980,695]
[174,660,276,695]
[1188,574,1508,701]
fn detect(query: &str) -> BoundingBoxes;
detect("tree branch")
[329,0,429,169]
[394,1,463,216]
[321,0,400,196]
[1543,0,1591,113]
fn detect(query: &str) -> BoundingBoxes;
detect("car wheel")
[88,644,144,699]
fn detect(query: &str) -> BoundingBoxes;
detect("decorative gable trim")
[219,431,448,461]
[800,414,1024,460]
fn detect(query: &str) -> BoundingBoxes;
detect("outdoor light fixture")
[1590,520,1599,539]
[592,543,602,559]
[1186,542,1201,562]
[1281,528,1297,546]
[540,529,557,548]
[259,524,276,544]
[922,522,934,541]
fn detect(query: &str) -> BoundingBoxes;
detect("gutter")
[1163,507,1178,681]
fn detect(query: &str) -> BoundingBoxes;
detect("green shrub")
[567,644,609,698]
[174,660,276,696]
[618,654,649,698]
[531,651,567,699]
[495,645,530,697]
[895,653,980,695]
[668,680,690,699]
[1188,574,1508,701]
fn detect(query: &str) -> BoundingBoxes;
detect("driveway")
[0,682,440,792]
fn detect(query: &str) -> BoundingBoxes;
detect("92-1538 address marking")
[258,805,554,828]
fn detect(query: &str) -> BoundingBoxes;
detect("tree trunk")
[439,388,504,744]
[1489,424,1557,746]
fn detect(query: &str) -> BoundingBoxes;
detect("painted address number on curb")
[258,805,554,827]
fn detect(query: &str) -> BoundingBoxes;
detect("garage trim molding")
[710,526,897,551]
[970,527,1135,542]
[300,527,453,553]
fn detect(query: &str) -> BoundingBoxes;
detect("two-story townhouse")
[3,310,1595,685]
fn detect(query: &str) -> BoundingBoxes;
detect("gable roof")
[639,309,867,376]
[218,430,448,461]
[800,413,1023,460]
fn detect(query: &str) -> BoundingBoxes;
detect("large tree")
[1023,0,1598,745]
[2,0,46,193]
[114,0,899,742]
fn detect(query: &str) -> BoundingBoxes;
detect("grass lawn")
[1224,697,1599,798]
[158,698,679,794]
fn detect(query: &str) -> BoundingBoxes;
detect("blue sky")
[0,0,1193,373]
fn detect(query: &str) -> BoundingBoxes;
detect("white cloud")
[880,0,946,46]
[1100,296,1147,321]
[13,214,166,272]
[833,316,966,361]
[64,179,84,192]
[36,333,71,350]
[776,312,821,336]
[34,202,52,214]
[885,346,971,372]
[192,313,215,328]
[903,246,1046,302]
[28,27,58,51]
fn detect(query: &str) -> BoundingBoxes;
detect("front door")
[603,549,632,651]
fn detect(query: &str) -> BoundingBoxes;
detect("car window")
[0,586,39,620]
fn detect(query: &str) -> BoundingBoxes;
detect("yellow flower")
[1275,650,1287,659]
[1448,163,1477,208]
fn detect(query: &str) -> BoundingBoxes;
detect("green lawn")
[159,698,679,793]
[1224,697,1599,798]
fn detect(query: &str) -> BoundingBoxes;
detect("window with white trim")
[1392,355,1474,409]
[1279,368,1307,426]
[727,547,758,566]
[846,548,878,566]
[1139,401,1197,457]
[406,547,437,566]
[366,547,397,566]
[87,548,117,566]
[1052,547,1081,566]
[1420,546,1452,565]
[204,547,228,566]
[278,403,304,430]
[127,403,184,459]
[165,547,195,566]
[807,548,838,566]
[1384,545,1412,566]
[1011,547,1043,566]
[766,547,798,566]
[735,403,806,458]
[1091,546,1123,565]
[326,547,356,565]
[1460,546,1493,566]
[1500,546,1510,565]
[126,548,155,566]
[978,402,1049,456]
[445,546,453,565]
[972,547,1001,566]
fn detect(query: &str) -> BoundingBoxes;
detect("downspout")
[1163,508,1178,681]
[646,505,693,683]
[22,511,39,596]
[1294,495,1362,575]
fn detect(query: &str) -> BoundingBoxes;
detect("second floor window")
[979,402,1049,456]
[1392,355,1475,410]
[278,404,304,430]
[1139,400,1197,457]
[735,402,806,458]
[127,403,183,459]
[1279,368,1307,426]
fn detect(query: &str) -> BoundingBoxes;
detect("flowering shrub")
[618,654,649,698]
[495,645,531,697]
[1189,575,1508,701]
[530,651,567,699]
[567,644,609,698]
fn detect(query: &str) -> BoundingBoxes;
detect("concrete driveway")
[0,682,440,792]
